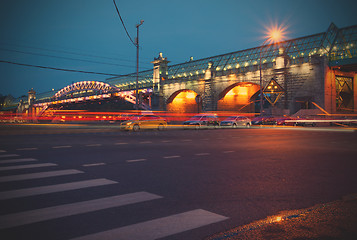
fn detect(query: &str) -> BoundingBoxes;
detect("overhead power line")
[0,59,122,77]
[0,48,138,68]
[0,42,154,64]
[112,0,136,47]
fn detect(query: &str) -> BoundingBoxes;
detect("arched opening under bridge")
[166,90,201,113]
[217,82,260,112]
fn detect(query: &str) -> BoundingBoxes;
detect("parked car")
[220,116,251,128]
[120,114,167,131]
[293,118,317,127]
[276,116,317,126]
[183,114,220,129]
[251,115,276,125]
[275,116,296,126]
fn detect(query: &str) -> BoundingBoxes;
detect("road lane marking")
[16,148,38,151]
[70,209,228,240]
[0,158,37,164]
[163,155,181,159]
[0,150,6,153]
[161,140,172,143]
[223,151,235,153]
[0,169,83,183]
[0,192,162,229]
[114,142,128,145]
[126,159,147,163]
[52,145,72,149]
[201,138,209,140]
[195,153,210,156]
[139,141,152,144]
[182,139,192,142]
[0,154,19,158]
[82,163,106,167]
[0,163,57,171]
[85,144,102,147]
[0,178,117,200]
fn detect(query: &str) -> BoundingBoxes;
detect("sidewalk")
[206,194,357,240]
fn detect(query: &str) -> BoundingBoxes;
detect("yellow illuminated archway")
[166,90,199,113]
[217,82,260,112]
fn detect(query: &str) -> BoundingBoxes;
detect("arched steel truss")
[33,81,150,110]
[54,81,119,98]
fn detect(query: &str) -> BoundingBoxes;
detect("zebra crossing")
[0,150,228,239]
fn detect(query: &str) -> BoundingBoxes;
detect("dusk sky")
[1,0,356,98]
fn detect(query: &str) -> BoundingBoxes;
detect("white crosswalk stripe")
[52,145,72,149]
[82,163,106,167]
[16,148,38,151]
[85,144,102,147]
[126,158,147,163]
[0,178,117,200]
[70,209,228,240]
[0,169,83,182]
[0,158,37,164]
[0,192,162,229]
[0,163,57,171]
[0,154,19,158]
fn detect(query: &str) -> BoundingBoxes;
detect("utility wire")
[0,48,138,68]
[0,42,154,64]
[0,59,122,77]
[112,0,136,47]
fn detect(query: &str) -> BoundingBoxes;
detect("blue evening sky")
[1,0,356,97]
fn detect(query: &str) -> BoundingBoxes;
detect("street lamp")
[135,20,144,110]
[259,28,284,115]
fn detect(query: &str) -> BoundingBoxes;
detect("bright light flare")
[270,29,281,42]
[263,22,289,44]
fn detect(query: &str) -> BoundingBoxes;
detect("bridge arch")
[166,89,200,113]
[217,82,260,112]
[34,81,149,111]
[54,81,119,99]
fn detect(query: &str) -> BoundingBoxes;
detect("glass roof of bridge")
[168,31,328,79]
[329,24,357,61]
[9,91,55,106]
[107,23,357,87]
[107,70,152,88]
[37,90,57,100]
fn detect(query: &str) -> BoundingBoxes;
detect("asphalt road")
[0,124,356,240]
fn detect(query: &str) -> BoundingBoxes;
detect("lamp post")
[135,20,144,110]
[259,28,283,115]
[259,38,270,115]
